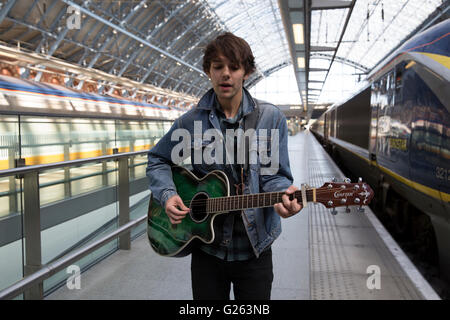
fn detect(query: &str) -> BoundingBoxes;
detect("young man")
[146,32,302,300]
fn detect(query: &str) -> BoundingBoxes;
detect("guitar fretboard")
[206,190,314,213]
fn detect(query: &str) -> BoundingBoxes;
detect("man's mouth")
[219,83,232,88]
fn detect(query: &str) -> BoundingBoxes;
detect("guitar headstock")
[314,178,374,214]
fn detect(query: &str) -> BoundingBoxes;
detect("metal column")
[118,157,130,250]
[22,171,43,300]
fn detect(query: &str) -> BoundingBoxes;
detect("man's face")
[206,54,249,102]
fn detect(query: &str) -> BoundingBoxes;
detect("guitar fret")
[209,188,317,214]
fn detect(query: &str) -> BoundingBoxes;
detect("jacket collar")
[196,87,256,116]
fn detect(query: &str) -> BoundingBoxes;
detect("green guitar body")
[147,166,230,257]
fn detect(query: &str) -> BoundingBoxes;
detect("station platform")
[46,131,440,300]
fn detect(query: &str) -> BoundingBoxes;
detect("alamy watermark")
[66,264,81,290]
[170,121,280,175]
[366,265,381,290]
[66,6,81,30]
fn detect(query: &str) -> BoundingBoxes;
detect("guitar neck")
[206,189,314,213]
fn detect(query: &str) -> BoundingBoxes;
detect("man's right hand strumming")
[165,195,190,224]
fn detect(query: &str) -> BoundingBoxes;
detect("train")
[310,19,449,281]
[0,74,186,170]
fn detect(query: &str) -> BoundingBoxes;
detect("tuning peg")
[331,208,338,215]
[346,206,351,213]
[357,206,365,213]
[344,177,351,183]
[358,177,363,183]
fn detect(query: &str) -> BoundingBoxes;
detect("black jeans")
[191,248,273,300]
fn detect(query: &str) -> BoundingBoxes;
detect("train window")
[395,63,404,90]
[380,78,387,94]
[387,72,395,91]
[371,82,379,92]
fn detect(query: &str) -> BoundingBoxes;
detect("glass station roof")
[309,0,445,104]
[336,0,444,69]
[208,0,445,106]
[0,0,445,108]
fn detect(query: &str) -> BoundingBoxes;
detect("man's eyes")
[212,64,240,70]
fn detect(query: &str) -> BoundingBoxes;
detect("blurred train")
[0,74,186,170]
[311,20,449,280]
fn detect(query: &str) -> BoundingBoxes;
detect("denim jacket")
[146,88,293,257]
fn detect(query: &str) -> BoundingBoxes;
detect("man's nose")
[221,66,231,78]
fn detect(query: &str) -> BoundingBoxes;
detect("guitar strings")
[171,187,367,209]
[175,187,365,206]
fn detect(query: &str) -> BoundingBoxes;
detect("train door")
[330,109,336,138]
[389,62,410,178]
[369,80,380,162]
[408,59,450,202]
[375,73,391,167]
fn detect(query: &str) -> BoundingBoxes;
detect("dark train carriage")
[311,19,450,281]
[335,86,371,149]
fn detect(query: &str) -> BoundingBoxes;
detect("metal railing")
[0,150,150,300]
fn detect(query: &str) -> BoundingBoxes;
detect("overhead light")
[292,24,304,44]
[297,57,305,69]
[405,61,416,69]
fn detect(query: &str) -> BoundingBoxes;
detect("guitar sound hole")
[189,192,209,223]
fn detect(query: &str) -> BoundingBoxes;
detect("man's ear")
[243,73,250,81]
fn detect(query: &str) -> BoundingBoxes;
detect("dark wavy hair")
[202,32,256,76]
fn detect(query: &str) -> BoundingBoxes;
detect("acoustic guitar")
[147,166,374,257]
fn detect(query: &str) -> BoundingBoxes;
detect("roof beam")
[310,52,370,72]
[308,80,325,83]
[311,0,352,10]
[310,46,336,52]
[60,0,205,75]
[0,0,17,24]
